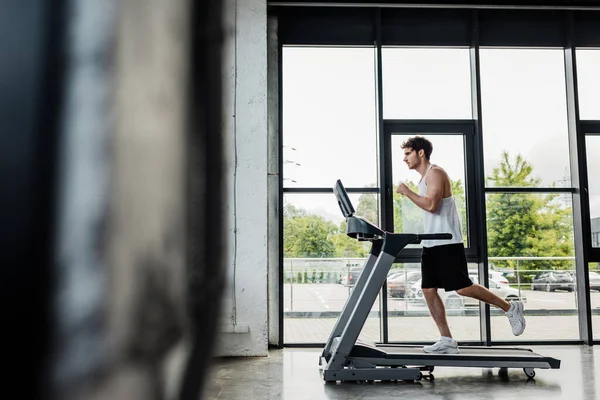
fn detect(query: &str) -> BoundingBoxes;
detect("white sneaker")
[506,301,526,336]
[423,337,459,354]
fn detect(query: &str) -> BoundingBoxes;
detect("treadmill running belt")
[350,343,561,368]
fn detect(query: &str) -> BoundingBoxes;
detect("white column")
[217,0,269,356]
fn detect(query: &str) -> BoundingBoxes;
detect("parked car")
[462,276,527,306]
[340,267,362,287]
[408,274,526,309]
[387,271,421,298]
[407,279,465,309]
[387,271,405,281]
[468,269,509,286]
[531,271,575,292]
[588,271,600,292]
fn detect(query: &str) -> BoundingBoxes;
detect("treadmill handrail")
[416,233,452,240]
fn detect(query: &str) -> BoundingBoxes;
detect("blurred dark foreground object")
[0,0,226,399]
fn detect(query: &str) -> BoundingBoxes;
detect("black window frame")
[580,120,600,262]
[382,120,480,262]
[274,4,600,347]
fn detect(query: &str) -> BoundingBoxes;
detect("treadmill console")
[333,179,355,218]
[334,179,384,240]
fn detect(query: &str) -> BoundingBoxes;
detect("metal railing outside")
[284,257,367,311]
[283,256,596,313]
[489,256,576,300]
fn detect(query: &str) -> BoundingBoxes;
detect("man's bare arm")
[396,169,445,213]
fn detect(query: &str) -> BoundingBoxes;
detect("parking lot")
[283,283,599,313]
[283,283,600,343]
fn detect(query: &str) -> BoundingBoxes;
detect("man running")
[396,136,525,354]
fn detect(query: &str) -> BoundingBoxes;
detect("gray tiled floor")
[203,346,600,400]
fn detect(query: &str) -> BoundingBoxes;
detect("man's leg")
[456,284,510,312]
[420,246,458,353]
[456,283,526,336]
[422,288,452,337]
[422,287,459,354]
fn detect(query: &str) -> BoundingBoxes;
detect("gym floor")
[203,346,600,399]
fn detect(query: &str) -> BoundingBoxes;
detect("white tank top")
[418,165,463,248]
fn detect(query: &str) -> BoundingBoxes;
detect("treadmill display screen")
[333,179,355,219]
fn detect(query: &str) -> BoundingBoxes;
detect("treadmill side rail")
[325,251,398,371]
[322,367,421,382]
[353,356,559,370]
[321,244,382,360]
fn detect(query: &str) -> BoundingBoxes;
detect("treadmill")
[320,179,560,382]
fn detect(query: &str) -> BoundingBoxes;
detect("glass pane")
[590,262,600,341]
[387,262,481,342]
[282,47,377,188]
[486,193,578,340]
[283,193,381,344]
[390,134,468,248]
[586,136,600,248]
[382,48,472,119]
[480,49,570,188]
[576,49,600,120]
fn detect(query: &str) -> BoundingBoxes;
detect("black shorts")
[421,243,473,291]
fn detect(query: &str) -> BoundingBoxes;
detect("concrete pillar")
[217,0,269,356]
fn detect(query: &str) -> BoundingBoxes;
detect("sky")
[282,47,600,230]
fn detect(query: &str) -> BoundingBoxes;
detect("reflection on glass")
[391,134,468,247]
[282,47,377,188]
[283,193,380,344]
[382,48,472,119]
[480,49,570,187]
[576,49,600,120]
[586,136,600,248]
[486,193,578,340]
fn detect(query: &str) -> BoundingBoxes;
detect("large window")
[390,133,468,245]
[283,47,377,188]
[282,47,380,343]
[283,192,380,343]
[585,136,600,250]
[584,135,600,340]
[576,49,600,120]
[385,125,478,342]
[480,49,577,340]
[576,51,600,251]
[380,48,476,343]
[480,49,571,188]
[576,49,600,340]
[486,194,577,340]
[279,11,600,346]
[382,48,472,120]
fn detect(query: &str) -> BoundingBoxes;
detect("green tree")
[486,152,540,188]
[530,193,574,265]
[356,192,378,224]
[392,181,422,234]
[284,203,307,219]
[486,151,573,271]
[451,179,468,243]
[331,220,368,257]
[283,203,337,258]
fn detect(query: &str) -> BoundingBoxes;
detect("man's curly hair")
[401,136,433,160]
